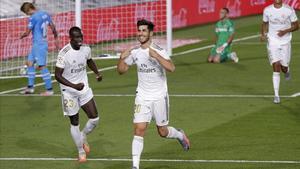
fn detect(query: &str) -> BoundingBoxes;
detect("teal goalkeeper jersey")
[215,19,234,46]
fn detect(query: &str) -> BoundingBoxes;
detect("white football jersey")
[56,43,91,95]
[263,4,298,44]
[125,43,170,100]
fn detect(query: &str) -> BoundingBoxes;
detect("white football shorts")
[61,88,94,116]
[267,41,291,67]
[133,94,169,126]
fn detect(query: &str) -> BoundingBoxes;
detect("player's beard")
[138,35,150,45]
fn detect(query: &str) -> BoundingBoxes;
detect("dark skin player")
[55,27,102,125]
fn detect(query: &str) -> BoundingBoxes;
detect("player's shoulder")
[80,44,91,53]
[282,3,294,11]
[59,44,72,56]
[227,19,234,26]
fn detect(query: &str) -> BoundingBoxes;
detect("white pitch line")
[291,92,300,97]
[0,93,299,98]
[0,158,299,164]
[0,66,117,95]
[172,34,260,56]
[0,34,270,95]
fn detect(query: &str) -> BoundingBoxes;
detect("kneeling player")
[208,8,238,63]
[55,27,103,162]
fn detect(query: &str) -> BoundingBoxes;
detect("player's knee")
[157,126,168,137]
[134,127,146,137]
[213,58,220,63]
[90,117,100,126]
[69,114,79,126]
[281,66,288,73]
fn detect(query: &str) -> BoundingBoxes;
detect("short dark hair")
[69,26,82,36]
[222,7,229,14]
[137,19,155,32]
[20,2,35,13]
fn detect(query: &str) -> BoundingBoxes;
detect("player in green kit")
[208,8,238,63]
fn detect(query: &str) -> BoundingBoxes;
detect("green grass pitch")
[0,14,300,169]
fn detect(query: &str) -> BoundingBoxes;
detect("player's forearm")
[87,59,100,76]
[155,56,175,73]
[20,30,31,39]
[227,34,234,45]
[261,22,268,35]
[284,22,299,33]
[117,59,129,75]
[55,68,77,89]
[50,23,58,38]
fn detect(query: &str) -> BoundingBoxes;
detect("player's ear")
[149,31,154,37]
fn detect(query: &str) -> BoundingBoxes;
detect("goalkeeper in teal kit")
[208,8,238,63]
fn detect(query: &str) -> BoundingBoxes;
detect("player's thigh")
[33,44,48,66]
[61,91,80,116]
[267,43,281,65]
[210,47,217,56]
[134,122,149,136]
[280,43,291,67]
[133,96,152,124]
[153,95,169,127]
[81,99,98,119]
[79,88,98,118]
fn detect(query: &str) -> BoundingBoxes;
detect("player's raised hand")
[74,83,84,91]
[149,47,159,59]
[120,47,133,59]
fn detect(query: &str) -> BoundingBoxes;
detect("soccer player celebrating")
[117,19,190,169]
[208,8,238,63]
[20,2,59,95]
[261,0,299,104]
[55,27,102,162]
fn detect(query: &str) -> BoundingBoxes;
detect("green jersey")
[215,19,234,46]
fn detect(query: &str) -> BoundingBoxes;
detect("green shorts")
[210,45,231,62]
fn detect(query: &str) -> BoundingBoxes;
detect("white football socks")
[70,125,84,154]
[166,126,184,140]
[273,72,280,97]
[132,135,144,169]
[82,117,99,137]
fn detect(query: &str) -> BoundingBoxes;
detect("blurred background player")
[261,0,299,104]
[117,19,190,169]
[55,27,102,162]
[20,2,59,95]
[208,7,238,63]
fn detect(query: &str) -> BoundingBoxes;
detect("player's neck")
[140,40,152,49]
[274,3,283,8]
[221,17,228,22]
[70,43,80,50]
